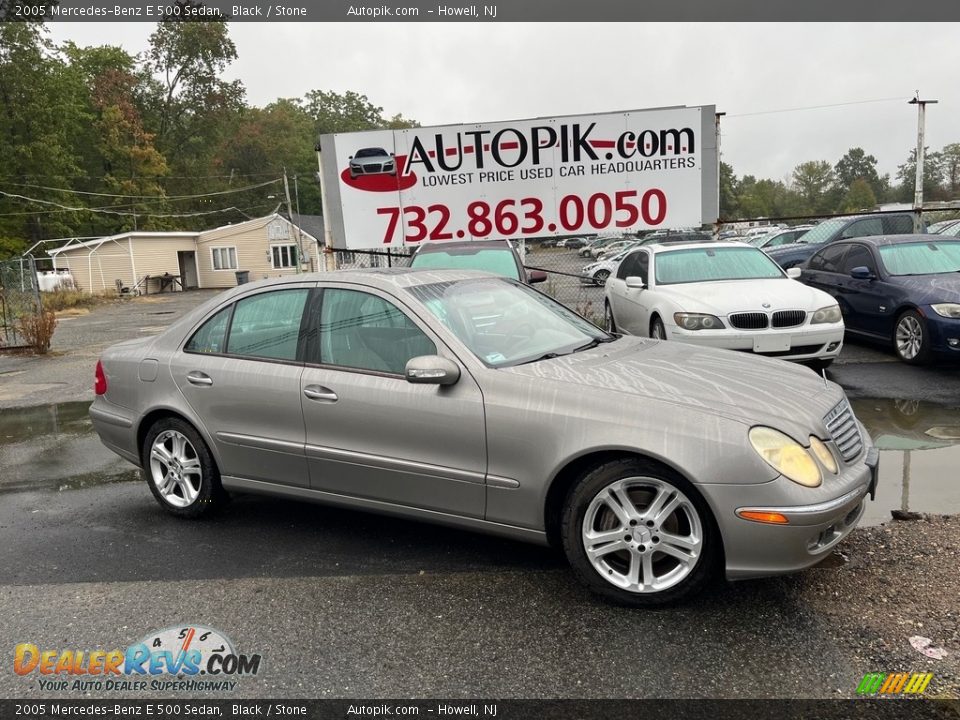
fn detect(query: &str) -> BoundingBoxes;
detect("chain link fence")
[0,256,42,350]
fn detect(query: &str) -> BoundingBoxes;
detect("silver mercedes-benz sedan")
[90,269,878,606]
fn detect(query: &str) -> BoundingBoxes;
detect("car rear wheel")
[894,310,931,364]
[593,269,611,286]
[561,458,718,606]
[651,316,666,340]
[142,417,225,518]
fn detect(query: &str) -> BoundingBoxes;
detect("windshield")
[878,241,960,275]
[655,246,785,285]
[748,234,772,246]
[354,147,387,158]
[410,248,521,281]
[407,278,609,367]
[794,218,846,245]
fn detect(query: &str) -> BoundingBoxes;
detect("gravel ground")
[800,515,960,698]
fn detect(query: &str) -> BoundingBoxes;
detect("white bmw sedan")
[604,242,845,369]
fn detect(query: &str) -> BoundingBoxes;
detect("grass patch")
[41,289,108,313]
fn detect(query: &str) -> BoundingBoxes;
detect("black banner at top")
[2,0,960,22]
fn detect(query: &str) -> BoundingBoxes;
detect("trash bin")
[234,270,250,285]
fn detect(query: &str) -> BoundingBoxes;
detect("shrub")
[16,311,58,354]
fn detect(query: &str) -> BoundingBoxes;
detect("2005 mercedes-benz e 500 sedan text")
[90,269,878,605]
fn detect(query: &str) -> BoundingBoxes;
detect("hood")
[660,278,836,314]
[892,273,960,304]
[502,336,843,432]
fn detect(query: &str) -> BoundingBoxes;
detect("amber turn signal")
[737,510,790,525]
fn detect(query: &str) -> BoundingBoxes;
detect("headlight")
[673,312,725,331]
[811,304,842,324]
[808,436,838,474]
[748,426,822,487]
[931,303,960,319]
[583,264,597,272]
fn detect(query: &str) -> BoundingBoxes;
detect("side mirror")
[527,270,548,284]
[850,266,874,280]
[348,155,353,160]
[405,355,461,386]
[390,152,395,157]
[786,267,802,279]
[625,276,646,289]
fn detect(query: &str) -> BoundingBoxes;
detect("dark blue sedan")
[799,235,960,364]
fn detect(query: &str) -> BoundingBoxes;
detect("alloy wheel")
[149,430,202,508]
[895,314,924,360]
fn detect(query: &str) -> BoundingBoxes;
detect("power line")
[1,178,281,200]
[0,190,268,218]
[726,96,908,118]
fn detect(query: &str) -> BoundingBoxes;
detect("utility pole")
[315,142,337,272]
[283,168,303,274]
[909,96,938,232]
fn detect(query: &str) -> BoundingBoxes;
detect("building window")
[271,244,299,269]
[211,247,238,270]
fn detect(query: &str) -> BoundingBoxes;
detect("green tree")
[303,89,418,137]
[940,143,960,198]
[719,161,739,219]
[834,147,886,203]
[140,20,246,214]
[0,22,91,250]
[840,178,877,212]
[792,161,836,214]
[895,147,945,203]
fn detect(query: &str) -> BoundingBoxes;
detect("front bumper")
[704,445,879,580]
[666,322,844,361]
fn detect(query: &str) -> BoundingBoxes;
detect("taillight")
[94,360,107,395]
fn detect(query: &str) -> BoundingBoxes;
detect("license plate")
[753,335,791,352]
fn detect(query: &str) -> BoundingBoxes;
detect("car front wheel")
[593,269,611,286]
[561,458,718,606]
[142,417,225,517]
[651,316,666,340]
[894,310,931,364]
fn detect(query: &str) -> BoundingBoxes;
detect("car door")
[171,284,313,487]
[299,284,486,518]
[837,243,891,337]
[800,243,851,310]
[607,249,651,335]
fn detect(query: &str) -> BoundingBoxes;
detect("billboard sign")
[319,106,718,249]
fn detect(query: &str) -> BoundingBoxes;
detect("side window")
[842,217,883,239]
[809,244,848,273]
[840,245,876,274]
[317,289,436,375]
[616,251,639,280]
[226,289,309,362]
[636,253,649,283]
[885,215,915,234]
[185,306,232,354]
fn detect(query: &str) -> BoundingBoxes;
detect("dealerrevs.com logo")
[14,625,262,693]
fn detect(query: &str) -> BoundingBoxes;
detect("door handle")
[303,384,338,402]
[186,371,213,386]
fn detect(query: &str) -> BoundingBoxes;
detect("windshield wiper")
[572,337,616,353]
[514,352,564,366]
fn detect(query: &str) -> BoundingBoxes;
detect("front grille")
[773,310,806,328]
[730,312,769,330]
[364,163,382,173]
[824,399,863,462]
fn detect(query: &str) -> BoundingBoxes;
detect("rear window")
[410,248,521,281]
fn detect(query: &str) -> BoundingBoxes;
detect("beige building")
[49,214,323,294]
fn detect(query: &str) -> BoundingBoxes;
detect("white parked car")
[603,242,845,369]
[592,239,637,259]
[580,244,640,286]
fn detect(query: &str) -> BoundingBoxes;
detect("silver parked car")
[348,147,396,178]
[91,269,878,606]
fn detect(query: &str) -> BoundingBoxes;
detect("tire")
[141,417,226,518]
[560,458,718,607]
[893,309,931,365]
[594,269,611,286]
[604,302,618,334]
[650,316,666,340]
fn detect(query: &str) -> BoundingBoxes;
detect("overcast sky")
[50,22,959,183]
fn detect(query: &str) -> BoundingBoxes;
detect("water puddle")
[0,401,138,493]
[851,398,960,525]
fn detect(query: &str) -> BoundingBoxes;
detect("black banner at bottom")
[1,700,959,720]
